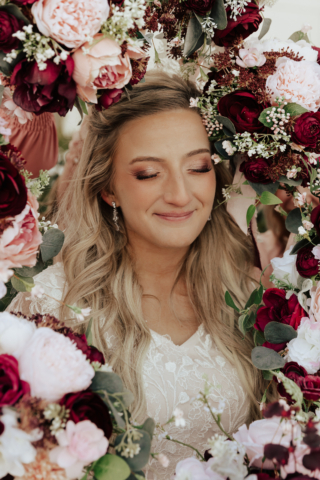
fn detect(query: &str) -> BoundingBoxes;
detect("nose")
[163,172,192,207]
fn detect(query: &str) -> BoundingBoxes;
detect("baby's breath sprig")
[21,169,50,197]
[101,0,146,45]
[233,131,291,158]
[201,16,217,36]
[224,0,249,20]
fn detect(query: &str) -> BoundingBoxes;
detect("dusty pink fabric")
[1,110,58,177]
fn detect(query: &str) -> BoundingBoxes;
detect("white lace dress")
[7,263,250,480]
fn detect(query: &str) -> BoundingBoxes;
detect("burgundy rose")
[0,354,30,406]
[0,152,28,219]
[60,390,112,439]
[0,11,23,54]
[217,91,266,134]
[298,375,320,401]
[311,205,320,237]
[296,245,319,278]
[254,289,305,351]
[278,362,307,401]
[11,57,77,116]
[111,0,125,5]
[96,88,122,111]
[312,46,320,65]
[10,0,37,4]
[292,112,320,149]
[239,157,271,184]
[184,0,215,16]
[213,2,262,47]
[264,444,289,466]
[66,332,105,365]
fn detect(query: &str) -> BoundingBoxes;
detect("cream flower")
[0,312,36,360]
[236,48,266,68]
[31,0,110,49]
[286,317,320,373]
[244,38,318,62]
[266,57,320,112]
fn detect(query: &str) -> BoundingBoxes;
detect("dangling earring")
[207,214,211,221]
[112,201,120,231]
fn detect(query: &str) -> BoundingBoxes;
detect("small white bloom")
[301,24,312,33]
[302,220,314,231]
[31,285,45,299]
[298,226,307,235]
[157,453,169,467]
[189,97,199,108]
[294,192,307,207]
[0,312,36,360]
[222,140,236,156]
[173,408,186,427]
[231,69,240,76]
[211,154,222,164]
[286,317,320,374]
[286,168,298,179]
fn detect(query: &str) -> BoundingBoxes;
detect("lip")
[154,211,194,222]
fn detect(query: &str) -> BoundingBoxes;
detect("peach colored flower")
[31,0,109,49]
[236,48,266,68]
[17,448,67,480]
[1,87,33,125]
[0,116,11,141]
[72,35,145,103]
[0,192,42,269]
[266,57,320,112]
[49,420,108,479]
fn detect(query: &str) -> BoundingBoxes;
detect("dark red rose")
[264,444,289,466]
[312,46,320,65]
[278,362,308,401]
[296,245,319,278]
[11,57,77,116]
[66,332,105,365]
[298,375,320,401]
[60,391,112,439]
[263,401,292,418]
[217,91,266,134]
[0,354,30,406]
[311,205,320,237]
[239,157,271,184]
[0,152,28,219]
[213,2,262,47]
[292,112,320,149]
[0,11,24,54]
[111,0,125,4]
[303,449,320,471]
[96,88,122,111]
[10,0,37,4]
[254,289,305,346]
[184,0,215,16]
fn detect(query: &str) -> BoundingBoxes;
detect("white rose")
[19,327,95,402]
[0,312,36,360]
[175,457,223,480]
[286,318,320,373]
[244,38,318,62]
[270,246,299,287]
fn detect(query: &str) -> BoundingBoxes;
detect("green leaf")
[215,115,236,136]
[0,50,24,76]
[141,418,156,440]
[0,286,17,312]
[254,330,265,346]
[258,107,275,128]
[259,191,282,205]
[0,4,30,24]
[248,181,279,196]
[225,291,239,312]
[11,274,34,293]
[91,371,124,395]
[246,204,256,228]
[262,370,273,381]
[15,259,46,278]
[115,431,151,471]
[278,175,302,187]
[0,85,4,104]
[285,208,303,234]
[245,284,263,309]
[94,454,131,480]
[121,388,135,408]
[214,138,234,159]
[273,371,303,406]
[78,97,88,115]
[127,473,145,480]
[284,103,308,117]
[289,31,310,44]
[264,321,297,344]
[40,228,65,262]
[258,18,272,40]
[290,235,318,255]
[85,317,93,345]
[251,346,286,370]
[183,15,205,57]
[210,0,227,30]
[239,311,256,336]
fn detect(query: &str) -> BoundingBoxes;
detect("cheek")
[115,174,158,212]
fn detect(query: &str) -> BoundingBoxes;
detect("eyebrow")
[129,148,211,165]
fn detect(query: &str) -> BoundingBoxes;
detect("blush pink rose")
[310,283,320,322]
[0,192,42,269]
[49,420,108,479]
[72,35,145,103]
[31,0,109,49]
[266,57,320,112]
[236,48,266,68]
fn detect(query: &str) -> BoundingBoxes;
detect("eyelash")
[135,167,212,180]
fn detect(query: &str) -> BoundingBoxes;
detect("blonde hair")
[57,71,269,425]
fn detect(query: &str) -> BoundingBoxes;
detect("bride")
[8,71,269,479]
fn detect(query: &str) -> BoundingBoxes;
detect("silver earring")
[112,201,120,231]
[207,215,211,221]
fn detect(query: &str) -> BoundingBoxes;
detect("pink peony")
[49,420,108,479]
[312,245,320,260]
[72,35,145,103]
[1,87,34,125]
[19,327,95,402]
[0,260,14,283]
[0,192,42,269]
[266,57,320,112]
[233,417,301,469]
[31,0,109,49]
[236,48,266,68]
[175,457,224,480]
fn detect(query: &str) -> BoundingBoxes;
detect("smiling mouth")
[154,211,194,222]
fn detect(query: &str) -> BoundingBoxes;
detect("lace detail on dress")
[6,263,250,480]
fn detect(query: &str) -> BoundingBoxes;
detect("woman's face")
[102,109,216,250]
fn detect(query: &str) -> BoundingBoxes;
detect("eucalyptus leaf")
[85,317,93,345]
[0,4,30,24]
[15,259,46,278]
[284,103,308,117]
[278,175,302,187]
[258,107,274,128]
[115,431,151,471]
[289,31,310,44]
[78,97,88,115]
[258,18,272,40]
[215,116,236,135]
[0,287,17,312]
[94,454,131,480]
[11,274,34,293]
[127,473,145,480]
[91,371,124,395]
[225,291,239,312]
[262,370,274,381]
[245,284,263,309]
[247,181,279,195]
[0,50,24,76]
[285,208,303,234]
[290,236,318,255]
[74,97,84,125]
[254,329,265,346]
[210,0,227,30]
[246,204,256,227]
[0,85,4,104]
[40,228,65,262]
[183,16,205,58]
[141,418,156,440]
[105,398,126,428]
[239,311,256,336]
[121,388,135,408]
[264,322,297,344]
[260,191,282,205]
[251,346,286,370]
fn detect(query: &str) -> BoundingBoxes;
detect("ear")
[101,190,117,207]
